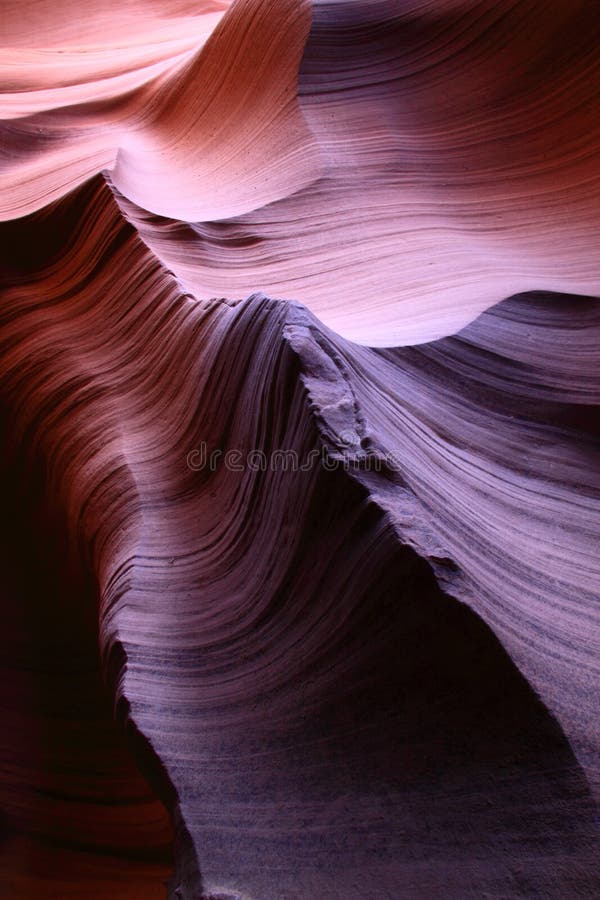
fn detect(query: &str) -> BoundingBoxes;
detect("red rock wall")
[1,3,599,898]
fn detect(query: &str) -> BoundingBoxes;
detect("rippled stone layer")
[2,1,599,343]
[0,179,598,897]
[1,1,599,897]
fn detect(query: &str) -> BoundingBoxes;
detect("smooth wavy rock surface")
[2,0,600,342]
[1,1,600,898]
[0,178,599,898]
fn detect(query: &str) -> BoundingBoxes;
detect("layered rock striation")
[0,179,598,897]
[1,1,599,897]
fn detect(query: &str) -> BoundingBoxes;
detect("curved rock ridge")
[2,0,599,342]
[287,291,600,795]
[1,1,230,118]
[0,178,599,897]
[0,465,175,900]
[1,0,320,224]
[0,182,177,898]
[116,0,600,345]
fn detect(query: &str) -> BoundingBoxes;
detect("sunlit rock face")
[1,2,599,899]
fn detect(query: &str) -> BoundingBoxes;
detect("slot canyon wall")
[0,1,599,898]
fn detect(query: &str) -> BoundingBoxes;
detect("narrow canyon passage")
[0,181,598,896]
[1,1,599,896]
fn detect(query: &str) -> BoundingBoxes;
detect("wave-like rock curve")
[1,0,600,897]
[0,178,598,897]
[2,0,600,343]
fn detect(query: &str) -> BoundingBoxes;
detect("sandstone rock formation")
[1,2,599,898]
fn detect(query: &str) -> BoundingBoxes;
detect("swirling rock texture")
[1,2,599,899]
